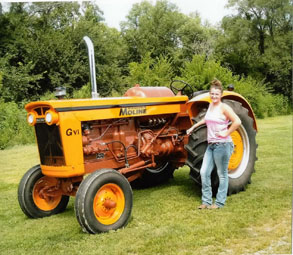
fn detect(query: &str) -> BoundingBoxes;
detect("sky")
[2,0,234,29]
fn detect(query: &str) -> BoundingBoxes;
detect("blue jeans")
[200,142,234,207]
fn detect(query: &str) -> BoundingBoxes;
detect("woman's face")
[209,88,222,104]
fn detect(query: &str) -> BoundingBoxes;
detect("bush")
[72,83,92,99]
[0,100,34,149]
[179,55,290,118]
[124,52,174,88]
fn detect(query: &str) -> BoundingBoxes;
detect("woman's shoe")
[198,204,208,209]
[207,204,220,209]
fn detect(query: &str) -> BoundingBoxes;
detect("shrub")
[124,52,174,88]
[0,100,34,149]
[72,83,92,99]
[179,55,290,118]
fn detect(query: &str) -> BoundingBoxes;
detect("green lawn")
[0,115,292,255]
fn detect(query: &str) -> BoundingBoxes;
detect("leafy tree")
[216,0,292,98]
[177,13,218,61]
[0,2,127,101]
[121,0,217,78]
[121,0,186,62]
[124,52,174,88]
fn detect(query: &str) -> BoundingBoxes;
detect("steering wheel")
[170,80,193,98]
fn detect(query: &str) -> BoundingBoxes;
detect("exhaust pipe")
[83,36,99,98]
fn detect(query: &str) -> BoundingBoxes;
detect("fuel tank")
[124,84,175,98]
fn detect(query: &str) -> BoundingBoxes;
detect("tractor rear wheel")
[74,169,133,233]
[186,100,257,195]
[133,161,175,188]
[18,165,69,218]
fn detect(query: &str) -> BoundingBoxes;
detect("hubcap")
[93,183,125,225]
[33,176,61,211]
[229,130,244,170]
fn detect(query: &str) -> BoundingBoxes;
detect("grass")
[0,115,292,255]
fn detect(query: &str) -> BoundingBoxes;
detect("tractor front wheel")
[18,165,69,218]
[74,169,133,234]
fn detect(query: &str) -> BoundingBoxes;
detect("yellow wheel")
[33,176,62,211]
[229,130,244,171]
[93,183,125,225]
[75,169,133,234]
[18,165,69,218]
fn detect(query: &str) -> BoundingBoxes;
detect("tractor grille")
[35,123,65,166]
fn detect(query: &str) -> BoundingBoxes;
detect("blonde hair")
[210,79,223,93]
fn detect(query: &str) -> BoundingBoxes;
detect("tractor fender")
[186,91,257,131]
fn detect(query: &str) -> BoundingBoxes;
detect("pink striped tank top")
[204,104,232,143]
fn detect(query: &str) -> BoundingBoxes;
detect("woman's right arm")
[186,118,205,136]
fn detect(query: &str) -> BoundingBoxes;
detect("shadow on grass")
[131,166,202,199]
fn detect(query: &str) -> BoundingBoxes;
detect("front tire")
[18,165,69,218]
[74,169,133,234]
[186,100,257,195]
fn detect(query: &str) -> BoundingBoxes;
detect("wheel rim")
[33,176,62,211]
[93,183,125,225]
[228,125,250,178]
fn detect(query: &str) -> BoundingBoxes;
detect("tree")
[124,52,174,88]
[216,0,292,98]
[0,2,127,101]
[177,13,218,61]
[121,0,186,62]
[120,0,216,78]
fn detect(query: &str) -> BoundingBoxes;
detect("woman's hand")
[186,118,206,136]
[186,128,193,136]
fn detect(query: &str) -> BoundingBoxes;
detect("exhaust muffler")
[83,36,99,99]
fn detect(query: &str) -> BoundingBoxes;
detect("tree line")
[0,0,291,148]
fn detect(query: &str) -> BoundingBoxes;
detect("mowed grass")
[0,115,291,255]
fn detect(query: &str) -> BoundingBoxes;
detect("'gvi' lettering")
[66,128,79,136]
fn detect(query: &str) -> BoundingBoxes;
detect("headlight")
[27,112,37,126]
[45,112,52,123]
[45,110,59,125]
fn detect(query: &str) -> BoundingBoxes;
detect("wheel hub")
[33,176,62,211]
[229,130,244,171]
[93,183,125,225]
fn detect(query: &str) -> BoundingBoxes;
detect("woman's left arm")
[217,104,241,138]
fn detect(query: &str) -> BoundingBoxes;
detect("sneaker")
[198,204,209,209]
[207,204,220,209]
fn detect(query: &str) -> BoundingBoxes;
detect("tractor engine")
[81,114,186,179]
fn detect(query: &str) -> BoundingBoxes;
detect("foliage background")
[0,0,291,149]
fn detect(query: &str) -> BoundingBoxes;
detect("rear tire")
[18,165,69,218]
[74,169,133,234]
[133,161,175,188]
[187,100,257,195]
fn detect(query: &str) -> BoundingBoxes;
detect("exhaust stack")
[83,36,99,99]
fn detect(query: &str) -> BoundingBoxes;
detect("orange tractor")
[18,37,257,233]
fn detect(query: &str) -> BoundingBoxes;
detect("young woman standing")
[186,79,241,209]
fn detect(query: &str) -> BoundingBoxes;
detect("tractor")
[18,37,257,234]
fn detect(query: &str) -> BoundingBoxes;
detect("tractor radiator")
[35,123,65,166]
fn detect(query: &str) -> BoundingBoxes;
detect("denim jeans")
[200,142,234,207]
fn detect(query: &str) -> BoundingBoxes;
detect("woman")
[186,79,241,209]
